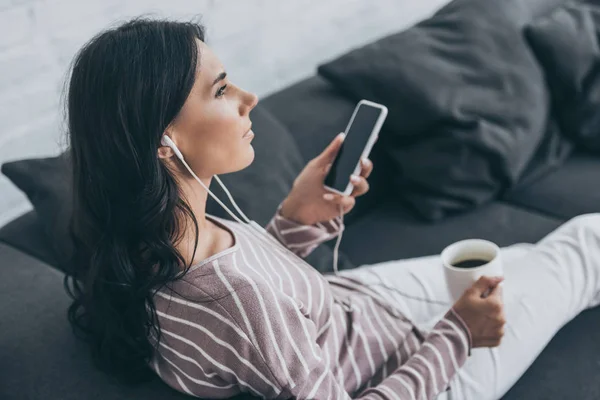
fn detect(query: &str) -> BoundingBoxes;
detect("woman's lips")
[243,128,254,139]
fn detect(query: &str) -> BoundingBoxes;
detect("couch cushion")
[340,200,563,266]
[0,210,57,268]
[0,242,193,400]
[526,1,600,153]
[504,152,600,219]
[317,0,573,222]
[502,306,600,400]
[1,152,73,271]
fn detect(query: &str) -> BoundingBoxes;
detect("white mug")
[441,239,503,301]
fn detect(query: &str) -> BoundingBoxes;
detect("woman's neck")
[179,174,211,224]
[175,174,215,266]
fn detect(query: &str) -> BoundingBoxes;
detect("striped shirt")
[149,211,471,399]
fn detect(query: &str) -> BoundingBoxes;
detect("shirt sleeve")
[265,206,343,258]
[223,281,472,399]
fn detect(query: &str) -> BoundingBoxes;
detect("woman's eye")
[216,84,227,98]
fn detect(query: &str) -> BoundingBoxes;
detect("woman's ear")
[158,143,174,159]
[157,132,175,159]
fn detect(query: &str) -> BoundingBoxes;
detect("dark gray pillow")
[1,152,73,271]
[526,2,600,153]
[1,105,354,274]
[318,0,571,221]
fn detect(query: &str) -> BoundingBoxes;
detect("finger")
[341,196,356,213]
[323,193,337,202]
[495,313,507,326]
[469,275,505,297]
[324,193,355,211]
[350,175,370,197]
[315,133,345,167]
[485,297,504,315]
[488,283,504,299]
[360,158,374,179]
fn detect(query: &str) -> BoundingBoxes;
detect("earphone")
[161,135,250,225]
[160,135,318,266]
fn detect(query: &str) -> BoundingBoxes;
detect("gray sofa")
[3,0,600,397]
[2,74,600,399]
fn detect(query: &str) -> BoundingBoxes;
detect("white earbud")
[161,135,183,160]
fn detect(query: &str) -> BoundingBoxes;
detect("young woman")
[65,18,600,400]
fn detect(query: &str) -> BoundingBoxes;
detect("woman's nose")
[241,90,258,115]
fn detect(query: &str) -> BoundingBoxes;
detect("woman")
[65,18,600,400]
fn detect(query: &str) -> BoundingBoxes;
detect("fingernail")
[350,175,360,183]
[362,158,370,166]
[338,132,346,141]
[323,193,334,201]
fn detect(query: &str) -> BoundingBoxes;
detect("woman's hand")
[280,133,373,226]
[452,276,506,348]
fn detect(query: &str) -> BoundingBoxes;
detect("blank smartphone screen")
[324,104,383,192]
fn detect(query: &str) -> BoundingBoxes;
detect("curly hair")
[63,17,205,384]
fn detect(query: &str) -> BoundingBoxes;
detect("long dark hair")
[63,18,205,384]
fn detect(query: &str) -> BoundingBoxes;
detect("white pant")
[342,213,600,400]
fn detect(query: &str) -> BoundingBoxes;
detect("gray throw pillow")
[526,1,600,153]
[318,0,571,221]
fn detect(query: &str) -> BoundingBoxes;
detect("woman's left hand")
[279,133,373,226]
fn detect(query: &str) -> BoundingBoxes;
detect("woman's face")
[160,39,258,178]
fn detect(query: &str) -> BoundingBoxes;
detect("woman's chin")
[244,145,255,166]
[234,146,255,172]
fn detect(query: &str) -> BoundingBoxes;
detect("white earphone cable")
[162,136,297,253]
[213,175,252,224]
[162,136,246,226]
[333,204,344,276]
[162,135,449,307]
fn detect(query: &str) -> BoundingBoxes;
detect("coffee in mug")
[441,239,503,301]
[452,259,489,269]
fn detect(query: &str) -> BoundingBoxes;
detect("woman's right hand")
[452,276,506,348]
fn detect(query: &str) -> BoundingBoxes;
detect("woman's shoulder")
[153,262,293,344]
[160,256,280,310]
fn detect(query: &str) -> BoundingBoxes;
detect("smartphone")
[324,100,388,196]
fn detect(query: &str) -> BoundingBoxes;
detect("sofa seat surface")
[504,152,600,220]
[502,306,600,400]
[339,200,563,266]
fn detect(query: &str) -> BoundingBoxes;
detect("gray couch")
[2,73,600,399]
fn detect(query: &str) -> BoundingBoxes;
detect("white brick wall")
[0,0,450,227]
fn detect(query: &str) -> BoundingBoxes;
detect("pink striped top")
[149,211,472,399]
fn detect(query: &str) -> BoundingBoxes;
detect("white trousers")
[342,213,600,400]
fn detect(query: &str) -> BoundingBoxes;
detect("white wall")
[0,0,450,227]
